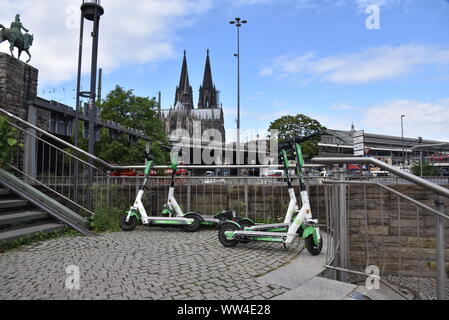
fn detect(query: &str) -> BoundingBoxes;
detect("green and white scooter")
[218,135,323,256]
[161,146,255,229]
[119,147,254,232]
[119,150,202,232]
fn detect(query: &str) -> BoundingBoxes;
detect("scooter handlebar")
[143,151,154,161]
[278,132,322,150]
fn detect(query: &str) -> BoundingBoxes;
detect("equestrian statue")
[0,14,34,63]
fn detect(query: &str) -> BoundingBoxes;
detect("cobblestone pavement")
[348,274,449,300]
[0,227,304,300]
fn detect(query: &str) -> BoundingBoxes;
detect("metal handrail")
[0,108,111,168]
[323,180,449,220]
[312,157,449,199]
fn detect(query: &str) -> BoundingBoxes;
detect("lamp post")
[74,0,104,210]
[229,17,247,169]
[401,115,405,170]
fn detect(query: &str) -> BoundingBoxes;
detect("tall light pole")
[401,114,405,170]
[229,17,247,170]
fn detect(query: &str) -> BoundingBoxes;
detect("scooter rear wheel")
[305,234,323,256]
[119,214,139,232]
[182,214,202,232]
[218,223,240,247]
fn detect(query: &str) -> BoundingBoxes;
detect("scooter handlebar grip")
[144,151,154,161]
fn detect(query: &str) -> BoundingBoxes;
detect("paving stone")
[0,229,296,300]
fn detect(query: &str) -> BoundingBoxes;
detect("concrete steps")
[259,233,405,300]
[0,210,49,226]
[0,223,64,243]
[0,188,64,244]
[0,199,30,210]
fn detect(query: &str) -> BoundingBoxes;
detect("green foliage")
[98,85,168,164]
[68,86,169,166]
[411,161,440,177]
[0,115,22,167]
[89,207,125,233]
[268,114,326,160]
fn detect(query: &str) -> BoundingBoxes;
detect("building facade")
[160,51,226,144]
[319,125,449,169]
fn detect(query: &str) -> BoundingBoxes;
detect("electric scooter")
[161,146,255,229]
[119,150,202,232]
[218,135,323,256]
[119,147,254,232]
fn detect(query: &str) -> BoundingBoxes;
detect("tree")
[97,86,168,164]
[411,161,440,177]
[70,86,168,165]
[268,114,326,159]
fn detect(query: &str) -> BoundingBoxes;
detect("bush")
[90,207,125,233]
[0,115,22,168]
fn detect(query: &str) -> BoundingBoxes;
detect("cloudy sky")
[1,0,449,141]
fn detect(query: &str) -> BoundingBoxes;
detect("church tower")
[174,50,194,110]
[198,50,220,109]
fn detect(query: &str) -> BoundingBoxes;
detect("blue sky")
[2,0,449,141]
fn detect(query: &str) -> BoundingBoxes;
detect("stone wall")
[345,184,449,277]
[0,52,38,120]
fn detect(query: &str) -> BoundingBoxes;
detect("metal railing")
[1,108,110,217]
[317,161,448,300]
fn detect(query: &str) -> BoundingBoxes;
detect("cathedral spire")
[174,50,194,109]
[198,49,219,109]
[202,49,214,89]
[179,50,190,92]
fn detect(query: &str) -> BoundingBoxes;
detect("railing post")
[435,196,447,300]
[244,178,249,218]
[106,170,111,207]
[338,165,349,282]
[187,178,191,212]
[331,165,340,280]
[24,104,37,184]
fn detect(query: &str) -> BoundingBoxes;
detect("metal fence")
[319,164,448,300]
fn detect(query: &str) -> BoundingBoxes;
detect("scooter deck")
[145,217,194,225]
[247,223,290,231]
[201,216,220,225]
[231,230,297,238]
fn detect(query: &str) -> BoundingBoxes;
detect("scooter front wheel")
[119,214,139,232]
[218,223,240,247]
[304,234,323,256]
[238,219,254,244]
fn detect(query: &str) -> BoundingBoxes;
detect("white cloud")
[0,0,212,86]
[362,99,449,141]
[260,44,449,84]
[330,103,354,110]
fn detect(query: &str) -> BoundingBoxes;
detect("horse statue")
[0,15,34,63]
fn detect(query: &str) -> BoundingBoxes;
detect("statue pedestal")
[0,52,38,120]
[0,52,39,182]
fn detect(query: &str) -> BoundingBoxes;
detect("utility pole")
[229,17,247,171]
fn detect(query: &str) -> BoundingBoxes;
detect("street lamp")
[401,115,405,170]
[229,17,247,168]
